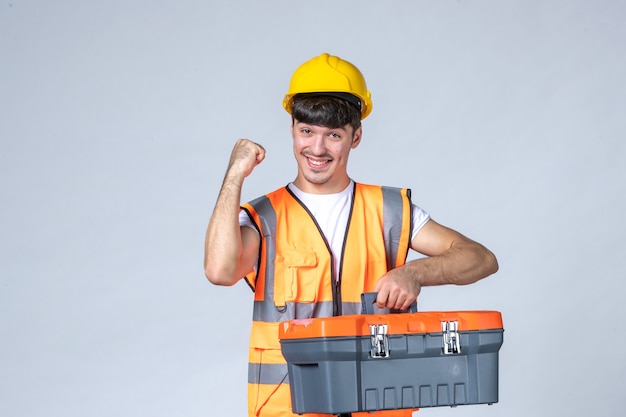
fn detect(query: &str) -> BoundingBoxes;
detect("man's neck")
[290,180,353,196]
[292,177,352,194]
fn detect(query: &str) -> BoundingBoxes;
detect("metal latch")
[369,324,389,358]
[442,321,461,355]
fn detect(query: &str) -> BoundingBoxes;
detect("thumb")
[255,145,266,164]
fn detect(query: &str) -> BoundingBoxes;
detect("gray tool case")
[279,295,503,414]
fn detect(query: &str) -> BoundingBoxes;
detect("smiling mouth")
[306,156,331,168]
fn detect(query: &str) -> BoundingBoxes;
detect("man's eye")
[301,128,311,134]
[329,132,341,139]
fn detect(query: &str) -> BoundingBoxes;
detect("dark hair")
[291,94,362,132]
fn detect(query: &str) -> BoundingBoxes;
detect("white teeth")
[309,158,326,166]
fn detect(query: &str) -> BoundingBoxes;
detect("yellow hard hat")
[283,53,373,119]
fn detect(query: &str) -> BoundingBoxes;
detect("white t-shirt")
[239,181,431,279]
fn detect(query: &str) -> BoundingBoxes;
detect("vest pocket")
[275,248,319,306]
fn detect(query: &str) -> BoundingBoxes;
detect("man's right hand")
[227,139,266,181]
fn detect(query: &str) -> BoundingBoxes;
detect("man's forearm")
[406,240,498,287]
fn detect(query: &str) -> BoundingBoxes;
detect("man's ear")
[351,125,363,148]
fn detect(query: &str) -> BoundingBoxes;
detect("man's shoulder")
[243,185,290,207]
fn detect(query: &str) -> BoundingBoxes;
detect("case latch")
[369,324,389,358]
[442,320,461,355]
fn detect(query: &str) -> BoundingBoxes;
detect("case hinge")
[442,320,461,355]
[369,324,389,358]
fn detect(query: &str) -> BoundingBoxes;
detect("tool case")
[279,294,504,414]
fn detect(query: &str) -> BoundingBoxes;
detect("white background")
[2,1,625,416]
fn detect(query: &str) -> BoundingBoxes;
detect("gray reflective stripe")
[252,300,335,322]
[381,186,408,270]
[248,195,278,319]
[248,362,289,385]
[341,301,362,316]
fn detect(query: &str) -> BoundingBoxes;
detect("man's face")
[291,120,362,194]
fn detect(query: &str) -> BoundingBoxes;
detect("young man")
[204,53,498,417]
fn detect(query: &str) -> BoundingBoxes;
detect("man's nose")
[310,135,326,154]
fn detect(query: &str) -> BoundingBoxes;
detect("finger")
[393,294,406,310]
[399,297,414,311]
[385,290,399,310]
[255,146,266,164]
[375,286,388,309]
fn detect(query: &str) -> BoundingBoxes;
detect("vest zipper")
[335,182,356,316]
[331,255,340,316]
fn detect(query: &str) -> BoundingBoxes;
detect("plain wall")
[1,1,625,416]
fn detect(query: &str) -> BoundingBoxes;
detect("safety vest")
[241,182,415,417]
